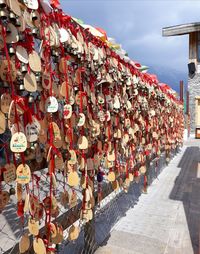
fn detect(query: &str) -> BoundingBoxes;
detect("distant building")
[163,23,200,133]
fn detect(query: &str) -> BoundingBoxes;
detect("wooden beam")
[186,91,189,115]
[180,81,184,103]
[162,22,200,37]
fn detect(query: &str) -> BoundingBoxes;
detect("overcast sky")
[60,0,200,89]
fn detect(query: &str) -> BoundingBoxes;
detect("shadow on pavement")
[170,146,200,254]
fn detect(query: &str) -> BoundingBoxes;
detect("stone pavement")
[96,139,200,254]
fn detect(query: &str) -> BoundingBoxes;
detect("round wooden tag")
[68,171,80,187]
[24,72,37,92]
[6,23,19,43]
[54,154,63,170]
[75,92,87,106]
[107,172,116,182]
[3,163,16,183]
[153,132,158,140]
[53,138,63,149]
[24,0,39,10]
[10,132,27,153]
[69,150,77,165]
[16,46,29,64]
[29,51,41,72]
[113,95,120,109]
[60,80,72,97]
[33,238,46,254]
[66,161,74,173]
[25,117,40,142]
[30,194,39,214]
[60,191,69,207]
[0,191,9,209]
[23,9,34,28]
[63,104,72,119]
[139,166,146,174]
[1,93,11,114]
[93,154,100,167]
[68,225,80,241]
[69,191,77,208]
[43,196,57,211]
[45,96,58,113]
[49,223,57,238]
[106,110,111,121]
[19,233,30,253]
[28,218,39,236]
[51,207,60,218]
[77,113,85,127]
[42,72,51,90]
[16,164,31,184]
[98,110,105,122]
[59,58,68,74]
[0,60,17,82]
[52,225,63,244]
[33,203,43,221]
[52,122,61,139]
[87,158,94,171]
[0,111,6,134]
[106,159,114,169]
[78,136,88,150]
[112,180,119,191]
[81,209,92,222]
[107,150,115,162]
[24,192,29,213]
[8,0,22,16]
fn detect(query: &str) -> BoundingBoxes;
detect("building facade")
[163,23,200,133]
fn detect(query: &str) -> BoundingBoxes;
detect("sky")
[60,0,200,91]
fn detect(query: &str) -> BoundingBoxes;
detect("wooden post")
[186,91,190,137]
[180,80,184,103]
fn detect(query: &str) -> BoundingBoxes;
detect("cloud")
[60,0,200,88]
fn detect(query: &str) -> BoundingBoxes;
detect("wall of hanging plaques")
[0,0,184,253]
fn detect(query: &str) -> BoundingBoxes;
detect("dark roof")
[162,22,200,36]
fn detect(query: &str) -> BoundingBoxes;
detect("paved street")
[96,138,200,254]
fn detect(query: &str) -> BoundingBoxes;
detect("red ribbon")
[50,0,60,8]
[14,96,33,123]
